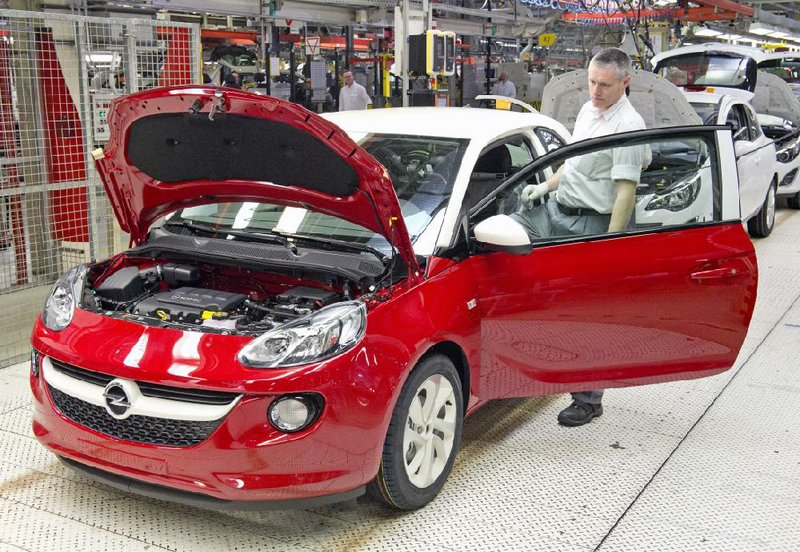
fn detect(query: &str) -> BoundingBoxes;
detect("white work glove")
[521,182,550,207]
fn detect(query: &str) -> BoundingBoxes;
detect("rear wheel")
[367,354,463,510]
[748,180,776,238]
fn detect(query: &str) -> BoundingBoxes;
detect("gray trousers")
[572,390,604,405]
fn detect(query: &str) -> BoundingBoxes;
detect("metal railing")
[0,9,200,367]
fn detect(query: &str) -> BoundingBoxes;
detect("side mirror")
[473,214,532,255]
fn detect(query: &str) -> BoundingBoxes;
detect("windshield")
[690,102,720,125]
[657,54,752,89]
[759,58,800,84]
[164,134,468,256]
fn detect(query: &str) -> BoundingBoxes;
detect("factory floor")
[2,206,799,551]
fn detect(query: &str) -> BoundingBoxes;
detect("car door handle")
[689,266,740,281]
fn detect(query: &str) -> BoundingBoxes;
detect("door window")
[728,105,750,141]
[466,137,533,211]
[472,129,726,241]
[743,105,763,140]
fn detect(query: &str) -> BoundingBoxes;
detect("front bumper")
[59,456,364,510]
[29,319,403,506]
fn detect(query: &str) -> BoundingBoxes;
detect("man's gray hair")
[589,48,632,81]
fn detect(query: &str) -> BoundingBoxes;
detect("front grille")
[49,358,239,405]
[48,385,224,447]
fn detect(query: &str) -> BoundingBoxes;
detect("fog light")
[268,394,323,433]
[31,349,41,378]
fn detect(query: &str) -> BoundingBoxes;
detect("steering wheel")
[401,149,434,182]
[419,171,449,193]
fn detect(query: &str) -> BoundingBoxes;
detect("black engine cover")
[134,287,247,323]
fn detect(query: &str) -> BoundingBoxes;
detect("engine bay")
[84,259,353,335]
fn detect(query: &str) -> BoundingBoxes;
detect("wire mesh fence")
[0,9,200,367]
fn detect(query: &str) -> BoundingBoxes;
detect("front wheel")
[367,354,464,510]
[748,180,776,238]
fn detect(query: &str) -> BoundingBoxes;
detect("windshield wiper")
[272,230,390,265]
[163,220,298,251]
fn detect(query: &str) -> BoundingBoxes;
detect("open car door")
[467,126,757,399]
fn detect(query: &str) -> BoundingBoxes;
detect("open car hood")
[94,85,418,270]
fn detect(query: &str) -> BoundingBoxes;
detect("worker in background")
[339,70,372,111]
[491,71,517,98]
[223,71,241,89]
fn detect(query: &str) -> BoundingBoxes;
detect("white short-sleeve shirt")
[556,94,651,214]
[339,82,372,111]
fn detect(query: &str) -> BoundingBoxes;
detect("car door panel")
[467,126,756,400]
[469,224,755,399]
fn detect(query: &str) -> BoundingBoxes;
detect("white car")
[653,43,800,213]
[650,43,769,100]
[685,91,777,237]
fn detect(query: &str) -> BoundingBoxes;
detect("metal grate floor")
[2,208,800,551]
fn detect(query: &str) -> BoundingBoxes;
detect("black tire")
[367,354,464,510]
[748,180,776,238]
[787,191,800,210]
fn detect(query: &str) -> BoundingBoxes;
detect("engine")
[88,262,342,334]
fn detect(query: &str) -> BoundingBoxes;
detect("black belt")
[556,202,604,217]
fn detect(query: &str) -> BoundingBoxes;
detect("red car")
[31,86,757,510]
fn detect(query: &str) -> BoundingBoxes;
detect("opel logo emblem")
[103,379,139,420]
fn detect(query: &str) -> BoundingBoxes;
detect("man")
[491,71,516,98]
[223,71,241,89]
[520,47,651,426]
[339,70,372,111]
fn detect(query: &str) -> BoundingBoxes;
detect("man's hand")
[521,182,550,207]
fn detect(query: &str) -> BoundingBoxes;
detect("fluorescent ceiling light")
[749,23,774,36]
[85,53,116,63]
[695,28,722,37]
[718,34,742,41]
[767,30,790,39]
[654,0,672,5]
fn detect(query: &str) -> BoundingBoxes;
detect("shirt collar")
[589,94,629,121]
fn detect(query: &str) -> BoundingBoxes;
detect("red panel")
[34,28,88,242]
[0,38,28,283]
[157,27,193,87]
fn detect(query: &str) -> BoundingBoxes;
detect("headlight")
[42,265,87,331]
[777,138,800,164]
[645,172,702,212]
[238,301,367,368]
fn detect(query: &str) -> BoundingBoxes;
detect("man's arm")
[607,179,636,232]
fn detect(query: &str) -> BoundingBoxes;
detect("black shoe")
[557,401,603,427]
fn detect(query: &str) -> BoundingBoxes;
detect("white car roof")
[323,107,568,147]
[651,43,771,65]
[684,91,729,105]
